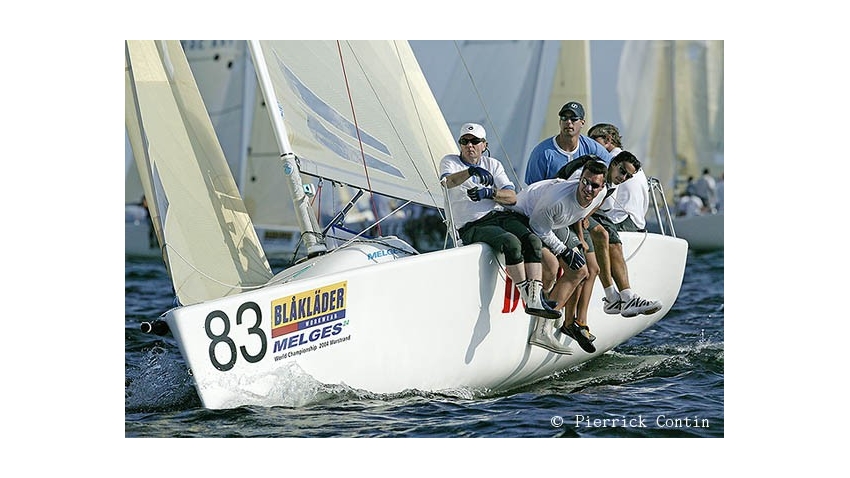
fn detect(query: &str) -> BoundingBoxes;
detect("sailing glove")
[559,246,586,270]
[467,186,495,202]
[467,165,494,186]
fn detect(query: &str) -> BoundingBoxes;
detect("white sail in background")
[410,40,591,186]
[536,40,592,176]
[240,79,301,227]
[253,41,455,208]
[180,40,248,181]
[125,40,272,305]
[182,40,304,259]
[705,41,724,167]
[618,40,724,194]
[618,41,674,194]
[672,41,723,182]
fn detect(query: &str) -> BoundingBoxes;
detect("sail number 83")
[204,302,267,371]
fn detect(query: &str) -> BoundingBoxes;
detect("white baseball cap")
[458,123,486,140]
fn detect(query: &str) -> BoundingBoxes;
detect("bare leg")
[575,251,599,327]
[541,248,559,292]
[609,243,631,291]
[562,283,580,328]
[549,261,588,321]
[505,263,526,285]
[524,261,543,283]
[591,225,612,289]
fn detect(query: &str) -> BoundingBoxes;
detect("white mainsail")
[253,41,456,209]
[125,40,273,306]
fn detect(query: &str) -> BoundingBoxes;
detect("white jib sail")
[125,40,273,306]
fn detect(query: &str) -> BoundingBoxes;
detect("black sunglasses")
[459,137,485,145]
[580,177,604,190]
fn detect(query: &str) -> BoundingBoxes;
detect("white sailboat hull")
[126,40,690,411]
[165,232,687,409]
[646,212,723,252]
[672,213,723,252]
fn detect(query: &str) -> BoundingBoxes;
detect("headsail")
[251,41,455,209]
[125,40,273,306]
[183,40,304,259]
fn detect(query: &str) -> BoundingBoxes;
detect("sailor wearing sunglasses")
[508,160,610,354]
[440,123,561,322]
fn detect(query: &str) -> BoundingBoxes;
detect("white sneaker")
[620,295,662,318]
[528,317,572,354]
[602,297,624,314]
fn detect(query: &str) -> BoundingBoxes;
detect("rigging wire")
[345,42,448,216]
[450,41,523,187]
[160,243,273,292]
[390,40,446,216]
[335,41,382,237]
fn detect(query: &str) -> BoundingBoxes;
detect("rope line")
[336,41,381,236]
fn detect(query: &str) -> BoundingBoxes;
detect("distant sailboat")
[126,40,688,410]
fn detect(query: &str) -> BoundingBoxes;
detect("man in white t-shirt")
[508,160,609,354]
[440,123,560,322]
[587,124,660,317]
[588,123,650,231]
[593,151,662,317]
